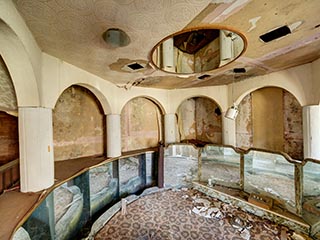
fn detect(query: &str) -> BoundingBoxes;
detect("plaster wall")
[121,97,161,152]
[177,97,222,144]
[0,56,17,112]
[236,88,303,159]
[311,58,320,104]
[233,63,313,107]
[53,86,105,161]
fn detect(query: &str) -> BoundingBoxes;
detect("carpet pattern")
[95,189,293,240]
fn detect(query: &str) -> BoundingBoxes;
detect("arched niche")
[53,85,106,161]
[121,97,164,152]
[0,55,19,192]
[176,96,222,145]
[236,87,303,159]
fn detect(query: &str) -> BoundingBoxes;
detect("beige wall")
[121,97,162,152]
[53,86,105,161]
[252,87,284,152]
[236,87,303,159]
[177,97,222,144]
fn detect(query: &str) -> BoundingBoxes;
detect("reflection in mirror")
[151,27,246,74]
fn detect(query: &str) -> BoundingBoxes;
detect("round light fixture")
[102,28,130,48]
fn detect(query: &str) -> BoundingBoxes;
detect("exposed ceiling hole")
[259,25,291,42]
[198,74,211,80]
[102,28,130,47]
[233,68,246,73]
[127,62,144,70]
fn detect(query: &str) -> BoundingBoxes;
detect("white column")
[303,105,320,159]
[222,114,236,146]
[107,114,121,157]
[164,114,177,144]
[19,107,54,192]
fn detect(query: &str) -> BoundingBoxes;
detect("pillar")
[107,114,121,157]
[222,114,236,146]
[19,107,54,192]
[164,113,177,144]
[303,105,320,159]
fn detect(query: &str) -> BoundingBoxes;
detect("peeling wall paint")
[236,87,303,158]
[0,56,17,112]
[236,94,253,149]
[121,98,161,152]
[53,86,105,161]
[283,90,303,159]
[177,97,222,144]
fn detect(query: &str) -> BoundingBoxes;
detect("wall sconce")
[225,103,239,120]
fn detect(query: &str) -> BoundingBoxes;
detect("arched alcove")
[177,96,222,145]
[236,87,303,159]
[0,55,19,192]
[121,97,163,152]
[53,85,106,161]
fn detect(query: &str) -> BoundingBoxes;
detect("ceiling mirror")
[150,26,247,74]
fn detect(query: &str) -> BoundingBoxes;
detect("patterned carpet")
[95,189,294,240]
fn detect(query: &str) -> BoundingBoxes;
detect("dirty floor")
[95,189,297,240]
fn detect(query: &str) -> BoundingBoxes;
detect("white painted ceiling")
[13,0,320,89]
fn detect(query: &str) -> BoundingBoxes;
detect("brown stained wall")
[236,88,303,158]
[53,86,105,161]
[177,97,222,144]
[236,94,253,149]
[195,98,222,143]
[177,99,196,140]
[0,111,19,165]
[121,98,161,152]
[283,91,303,160]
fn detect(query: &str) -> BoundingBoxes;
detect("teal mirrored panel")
[244,151,295,212]
[164,144,198,188]
[119,156,144,197]
[89,162,118,216]
[200,145,240,188]
[22,192,54,240]
[54,182,85,240]
[146,152,157,186]
[302,160,320,226]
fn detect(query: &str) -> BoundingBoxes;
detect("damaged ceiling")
[13,0,320,89]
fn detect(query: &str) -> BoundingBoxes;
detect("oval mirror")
[150,26,247,74]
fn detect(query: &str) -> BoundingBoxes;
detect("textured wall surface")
[121,98,161,152]
[177,97,222,144]
[283,91,303,159]
[236,94,253,149]
[0,111,19,165]
[236,88,303,158]
[0,56,17,112]
[53,86,105,161]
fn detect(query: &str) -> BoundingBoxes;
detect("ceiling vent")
[198,74,211,80]
[233,68,246,73]
[127,62,144,70]
[259,25,291,42]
